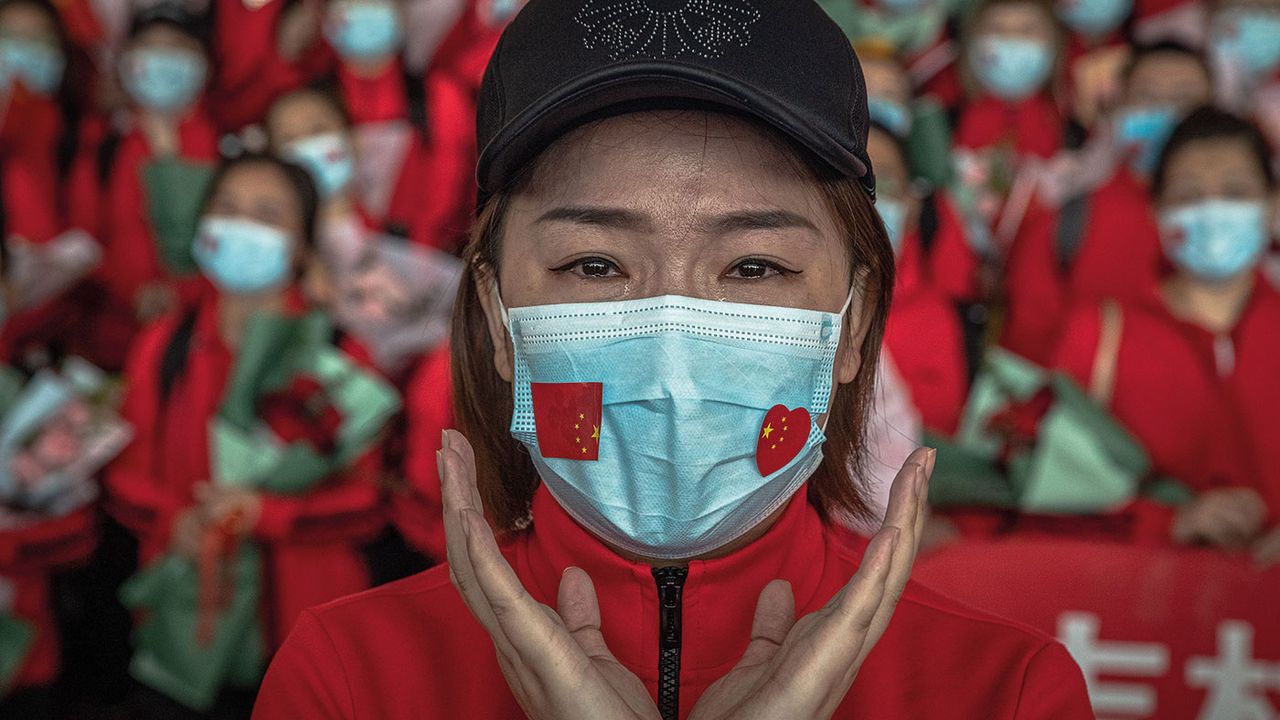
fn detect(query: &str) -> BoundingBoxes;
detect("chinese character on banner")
[1058,612,1169,718]
[1186,621,1280,720]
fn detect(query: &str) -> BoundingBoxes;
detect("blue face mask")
[326,0,403,61]
[878,0,929,14]
[877,197,908,255]
[286,133,355,198]
[193,217,293,294]
[121,48,207,113]
[1160,200,1269,282]
[1056,0,1131,36]
[0,38,64,96]
[504,293,847,560]
[1212,10,1280,77]
[969,36,1054,102]
[868,96,912,138]
[1113,105,1178,176]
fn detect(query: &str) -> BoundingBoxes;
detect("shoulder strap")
[158,310,199,404]
[1055,193,1091,274]
[1089,300,1124,406]
[917,192,940,254]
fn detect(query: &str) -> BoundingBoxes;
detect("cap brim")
[477,61,875,197]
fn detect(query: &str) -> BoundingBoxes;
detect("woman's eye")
[554,257,623,278]
[728,259,791,280]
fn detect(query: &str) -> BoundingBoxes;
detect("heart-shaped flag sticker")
[755,405,812,476]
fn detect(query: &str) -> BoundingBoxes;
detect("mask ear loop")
[819,284,858,435]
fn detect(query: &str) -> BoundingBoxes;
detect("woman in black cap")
[254,1,1093,718]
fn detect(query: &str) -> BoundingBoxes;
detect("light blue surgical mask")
[1160,199,1269,281]
[1113,105,1178,176]
[1056,0,1131,37]
[868,96,912,138]
[286,132,355,198]
[193,217,293,294]
[1212,10,1280,77]
[878,0,929,14]
[0,38,64,96]
[969,36,1053,102]
[326,0,403,61]
[121,48,207,113]
[503,293,848,560]
[877,197,908,255]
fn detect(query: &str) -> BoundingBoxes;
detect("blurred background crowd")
[0,0,1274,716]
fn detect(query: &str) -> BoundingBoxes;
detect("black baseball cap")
[475,0,876,202]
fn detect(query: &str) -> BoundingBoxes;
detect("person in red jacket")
[0,0,89,364]
[68,5,219,371]
[955,0,1065,160]
[254,2,1092,717]
[1052,106,1280,563]
[393,342,452,561]
[868,125,969,436]
[106,153,386,715]
[1002,40,1212,363]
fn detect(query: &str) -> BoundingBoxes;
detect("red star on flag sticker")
[756,405,811,476]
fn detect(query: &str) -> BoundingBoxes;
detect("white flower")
[575,0,761,61]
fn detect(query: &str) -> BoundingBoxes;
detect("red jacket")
[253,483,1093,719]
[67,111,219,370]
[1002,167,1163,364]
[104,291,386,648]
[1051,280,1280,540]
[955,94,1064,160]
[392,344,453,561]
[886,234,969,436]
[0,508,96,690]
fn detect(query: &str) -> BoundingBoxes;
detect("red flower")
[256,376,344,455]
[986,387,1056,466]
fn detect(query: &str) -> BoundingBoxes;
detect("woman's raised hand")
[687,448,934,720]
[439,429,661,720]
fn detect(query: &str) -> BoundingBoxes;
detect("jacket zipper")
[652,566,689,720]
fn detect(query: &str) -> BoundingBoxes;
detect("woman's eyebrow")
[708,209,819,235]
[535,206,654,232]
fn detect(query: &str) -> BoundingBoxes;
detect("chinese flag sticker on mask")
[756,405,811,476]
[531,382,603,460]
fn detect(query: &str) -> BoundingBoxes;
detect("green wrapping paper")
[930,348,1171,514]
[142,158,214,276]
[120,546,265,712]
[0,611,35,695]
[122,311,401,710]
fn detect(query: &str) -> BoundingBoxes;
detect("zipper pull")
[652,566,688,720]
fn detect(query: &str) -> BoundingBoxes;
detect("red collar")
[513,483,834,679]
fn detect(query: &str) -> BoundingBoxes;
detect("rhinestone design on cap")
[575,0,761,61]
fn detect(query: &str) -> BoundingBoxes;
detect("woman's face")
[976,2,1057,43]
[866,127,919,251]
[479,111,871,393]
[1158,139,1271,210]
[205,163,307,258]
[0,3,57,45]
[267,91,351,149]
[863,57,913,107]
[1125,53,1209,112]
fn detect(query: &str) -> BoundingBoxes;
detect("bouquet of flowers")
[330,235,462,375]
[0,358,131,528]
[927,348,1161,514]
[123,310,401,712]
[142,158,215,276]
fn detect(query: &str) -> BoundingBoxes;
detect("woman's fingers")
[739,579,797,668]
[826,527,899,653]
[558,566,615,662]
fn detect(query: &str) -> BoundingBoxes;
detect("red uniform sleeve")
[1002,202,1068,366]
[394,346,453,560]
[0,508,97,575]
[103,318,185,544]
[252,609,354,719]
[1013,641,1094,719]
[1048,303,1101,392]
[927,193,981,304]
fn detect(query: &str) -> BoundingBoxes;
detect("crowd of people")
[0,0,1273,716]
